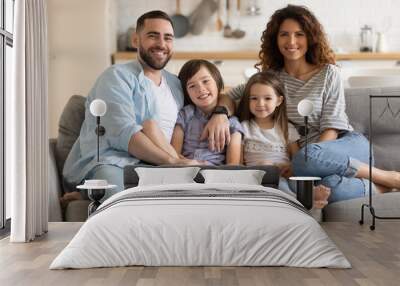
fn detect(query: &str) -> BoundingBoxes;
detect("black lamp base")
[87,188,106,216]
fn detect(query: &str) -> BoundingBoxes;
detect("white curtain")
[8,0,49,242]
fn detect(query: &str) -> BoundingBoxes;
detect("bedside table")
[77,180,116,216]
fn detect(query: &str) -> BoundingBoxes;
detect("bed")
[50,165,350,269]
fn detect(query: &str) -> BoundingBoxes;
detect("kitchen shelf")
[111,51,400,64]
[336,52,400,61]
[111,51,259,64]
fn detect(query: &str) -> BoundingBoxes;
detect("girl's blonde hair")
[238,71,289,143]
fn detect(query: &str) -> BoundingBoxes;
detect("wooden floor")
[1,221,399,286]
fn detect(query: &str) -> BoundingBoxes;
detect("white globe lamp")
[89,99,107,162]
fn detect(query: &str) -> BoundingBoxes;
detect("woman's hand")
[200,114,230,152]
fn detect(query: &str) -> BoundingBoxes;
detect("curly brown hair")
[256,5,335,71]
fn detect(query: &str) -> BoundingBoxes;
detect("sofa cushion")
[49,138,63,222]
[324,192,400,222]
[65,200,90,222]
[344,86,400,171]
[55,95,86,177]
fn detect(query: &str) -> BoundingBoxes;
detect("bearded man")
[62,11,230,203]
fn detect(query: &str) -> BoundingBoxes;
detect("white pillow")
[135,167,200,186]
[200,169,266,185]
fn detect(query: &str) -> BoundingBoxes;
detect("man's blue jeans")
[292,131,373,203]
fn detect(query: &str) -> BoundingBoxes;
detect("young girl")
[171,59,243,165]
[238,71,330,208]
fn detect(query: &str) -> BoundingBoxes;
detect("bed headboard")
[123,164,280,189]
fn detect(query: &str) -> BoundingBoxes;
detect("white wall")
[118,0,400,52]
[47,0,116,138]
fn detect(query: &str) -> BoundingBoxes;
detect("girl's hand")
[200,114,230,152]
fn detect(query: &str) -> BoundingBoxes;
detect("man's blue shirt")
[63,61,184,185]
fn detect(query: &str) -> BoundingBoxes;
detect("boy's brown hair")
[178,59,224,106]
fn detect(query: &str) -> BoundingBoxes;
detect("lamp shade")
[90,99,107,117]
[297,99,314,116]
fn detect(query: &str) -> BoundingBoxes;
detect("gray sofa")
[49,95,90,222]
[48,87,400,222]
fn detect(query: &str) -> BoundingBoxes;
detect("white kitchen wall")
[118,0,400,52]
[47,0,117,138]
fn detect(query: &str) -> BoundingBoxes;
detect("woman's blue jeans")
[292,131,372,203]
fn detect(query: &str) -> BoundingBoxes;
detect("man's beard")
[139,46,171,70]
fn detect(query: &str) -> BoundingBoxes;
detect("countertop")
[112,51,400,63]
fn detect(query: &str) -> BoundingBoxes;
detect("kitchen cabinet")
[112,51,400,89]
[112,51,400,62]
[338,60,400,69]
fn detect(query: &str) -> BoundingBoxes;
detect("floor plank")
[0,221,399,286]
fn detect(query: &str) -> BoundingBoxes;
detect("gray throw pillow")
[55,95,86,176]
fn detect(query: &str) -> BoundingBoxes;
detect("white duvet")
[50,183,350,269]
